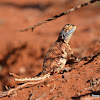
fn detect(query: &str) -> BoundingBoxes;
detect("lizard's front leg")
[67,44,80,63]
[61,51,79,73]
[69,51,92,62]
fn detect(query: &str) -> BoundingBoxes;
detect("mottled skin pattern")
[15,24,78,81]
[42,24,77,75]
[43,42,73,74]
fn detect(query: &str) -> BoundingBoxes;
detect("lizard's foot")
[73,55,93,62]
[80,55,93,61]
[75,57,80,62]
[70,54,80,63]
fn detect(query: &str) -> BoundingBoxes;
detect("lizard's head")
[59,24,76,43]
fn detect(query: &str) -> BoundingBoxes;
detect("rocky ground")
[0,0,100,100]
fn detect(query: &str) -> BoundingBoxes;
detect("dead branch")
[20,0,98,32]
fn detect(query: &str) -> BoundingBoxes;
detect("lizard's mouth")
[67,26,76,35]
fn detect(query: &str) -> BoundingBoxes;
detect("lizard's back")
[42,41,71,75]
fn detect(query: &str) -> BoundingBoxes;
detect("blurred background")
[0,0,99,91]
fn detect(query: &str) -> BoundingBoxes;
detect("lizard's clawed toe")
[76,58,80,62]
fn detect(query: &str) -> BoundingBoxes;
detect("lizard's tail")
[0,77,51,98]
[15,73,50,82]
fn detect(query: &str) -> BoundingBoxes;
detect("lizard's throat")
[57,33,73,44]
[64,33,73,43]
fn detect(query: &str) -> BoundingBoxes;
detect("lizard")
[15,24,79,82]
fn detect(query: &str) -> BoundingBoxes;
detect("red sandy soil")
[0,0,100,100]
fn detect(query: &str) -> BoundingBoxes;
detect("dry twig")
[20,0,98,32]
